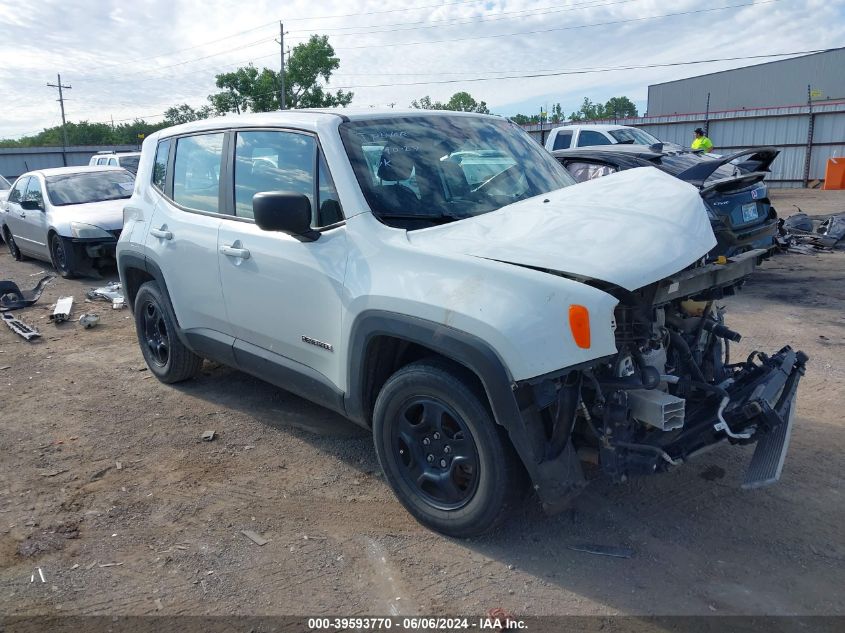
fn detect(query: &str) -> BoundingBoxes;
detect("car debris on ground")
[86,281,125,309]
[201,430,216,441]
[0,275,55,311]
[2,312,40,341]
[49,296,74,323]
[777,210,845,253]
[240,530,269,546]
[78,313,100,329]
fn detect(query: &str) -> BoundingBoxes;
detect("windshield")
[608,128,661,146]
[339,115,574,228]
[46,170,135,206]
[119,155,140,174]
[0,175,10,189]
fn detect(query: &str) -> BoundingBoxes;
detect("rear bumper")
[713,218,777,258]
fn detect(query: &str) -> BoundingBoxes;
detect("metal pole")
[47,73,71,166]
[279,21,286,110]
[803,84,814,187]
[704,92,711,137]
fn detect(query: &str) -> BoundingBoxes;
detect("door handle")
[219,244,251,259]
[150,227,172,240]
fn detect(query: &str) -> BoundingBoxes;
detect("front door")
[217,129,348,389]
[16,176,50,258]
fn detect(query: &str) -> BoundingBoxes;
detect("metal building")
[0,145,138,181]
[647,48,845,116]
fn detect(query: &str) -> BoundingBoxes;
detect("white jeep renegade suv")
[118,110,805,537]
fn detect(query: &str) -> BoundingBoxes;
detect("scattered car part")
[49,296,74,323]
[240,530,269,546]
[817,213,845,242]
[201,430,216,441]
[78,313,100,329]
[112,296,125,310]
[0,275,55,312]
[2,312,41,341]
[86,281,124,303]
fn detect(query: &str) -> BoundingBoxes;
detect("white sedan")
[1,166,134,278]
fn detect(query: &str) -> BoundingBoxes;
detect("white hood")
[408,167,716,291]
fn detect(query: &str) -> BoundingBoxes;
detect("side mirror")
[20,199,42,211]
[253,192,319,242]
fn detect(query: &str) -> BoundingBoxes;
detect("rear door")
[217,128,348,389]
[144,132,233,347]
[3,177,29,249]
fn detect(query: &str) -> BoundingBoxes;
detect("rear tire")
[134,281,202,383]
[373,359,526,537]
[4,227,24,261]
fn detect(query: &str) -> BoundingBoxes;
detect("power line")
[324,0,784,51]
[71,0,776,87]
[285,0,641,36]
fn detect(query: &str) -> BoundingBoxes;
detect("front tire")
[373,360,526,537]
[134,281,202,383]
[50,233,80,278]
[4,227,24,261]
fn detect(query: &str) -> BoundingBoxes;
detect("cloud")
[1,0,843,138]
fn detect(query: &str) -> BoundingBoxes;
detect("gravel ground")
[0,189,843,618]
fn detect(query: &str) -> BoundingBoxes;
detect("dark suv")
[553,146,780,258]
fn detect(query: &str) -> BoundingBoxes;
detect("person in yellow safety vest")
[691,127,714,153]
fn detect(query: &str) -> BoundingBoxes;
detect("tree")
[410,91,489,113]
[603,96,638,119]
[207,35,353,114]
[164,103,213,125]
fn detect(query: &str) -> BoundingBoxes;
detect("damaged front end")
[514,249,807,511]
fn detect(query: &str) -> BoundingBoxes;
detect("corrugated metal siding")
[0,145,138,180]
[647,48,845,115]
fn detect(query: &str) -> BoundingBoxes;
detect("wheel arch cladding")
[345,311,521,430]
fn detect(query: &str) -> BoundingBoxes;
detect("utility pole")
[47,74,71,166]
[276,21,287,110]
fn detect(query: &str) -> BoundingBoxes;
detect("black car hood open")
[675,147,779,189]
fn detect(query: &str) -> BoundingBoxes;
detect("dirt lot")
[1,190,843,618]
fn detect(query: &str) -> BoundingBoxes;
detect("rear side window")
[108,158,118,166]
[577,131,613,147]
[152,139,170,192]
[234,130,316,220]
[173,133,224,213]
[552,131,572,150]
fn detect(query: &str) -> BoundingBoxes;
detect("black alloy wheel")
[393,397,480,510]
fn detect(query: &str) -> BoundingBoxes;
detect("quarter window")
[317,153,343,226]
[152,139,171,192]
[108,158,118,166]
[8,177,29,203]
[234,130,316,221]
[173,133,224,213]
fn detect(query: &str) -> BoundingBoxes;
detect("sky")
[1,0,844,139]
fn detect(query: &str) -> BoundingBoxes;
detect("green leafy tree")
[410,91,489,113]
[208,35,353,114]
[602,96,638,119]
[164,103,213,125]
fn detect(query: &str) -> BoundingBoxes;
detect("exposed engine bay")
[518,249,807,509]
